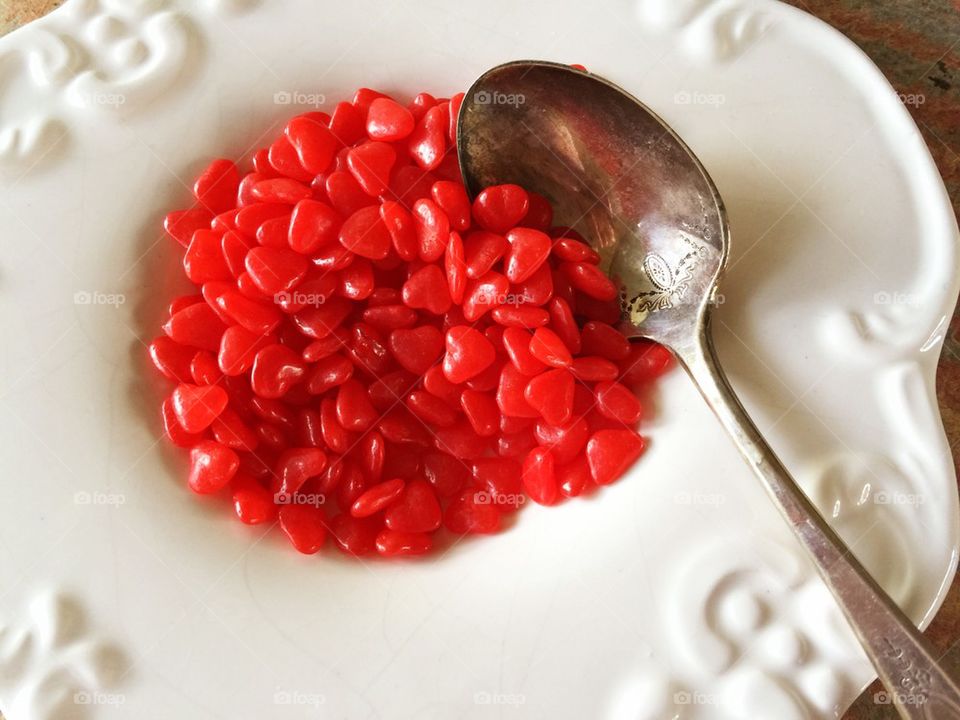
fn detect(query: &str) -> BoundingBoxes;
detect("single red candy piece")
[472,184,529,233]
[366,97,416,141]
[580,321,631,361]
[319,397,352,454]
[595,381,643,424]
[210,408,258,451]
[409,92,438,120]
[534,418,589,464]
[570,356,619,382]
[279,504,328,554]
[445,231,467,304]
[251,178,312,204]
[335,378,379,432]
[375,530,432,557]
[351,478,405,518]
[250,344,306,398]
[553,236,600,264]
[422,451,470,497]
[215,291,282,335]
[305,353,354,394]
[520,191,553,230]
[547,296,582,354]
[184,229,231,284]
[521,446,557,505]
[497,363,541,418]
[326,170,376,217]
[329,513,380,556]
[524,368,574,426]
[388,325,444,375]
[619,341,674,384]
[384,480,442,533]
[293,297,353,339]
[413,198,451,262]
[255,215,292,248]
[529,327,573,368]
[165,208,213,247]
[189,351,221,385]
[562,261,619,301]
[511,262,553,306]
[194,159,240,214]
[164,300,229,352]
[362,305,418,331]
[161,396,205,448]
[444,490,501,534]
[557,456,593,498]
[338,258,375,300]
[402,264,452,315]
[329,101,366,145]
[380,201,418,261]
[339,205,391,260]
[276,447,328,496]
[232,475,277,524]
[188,440,239,494]
[443,325,496,384]
[171,383,228,433]
[285,116,338,175]
[288,199,341,254]
[268,135,313,182]
[586,429,645,485]
[218,326,273,376]
[504,227,551,283]
[462,271,509,322]
[430,180,471,231]
[407,390,459,427]
[244,246,309,296]
[460,389,499,437]
[347,141,396,196]
[407,105,447,170]
[472,457,524,511]
[148,336,196,382]
[500,327,545,377]
[463,230,508,279]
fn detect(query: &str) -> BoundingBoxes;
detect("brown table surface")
[1,1,957,718]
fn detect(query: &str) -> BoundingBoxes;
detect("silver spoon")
[457,60,960,719]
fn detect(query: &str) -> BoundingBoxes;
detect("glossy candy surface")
[151,85,670,557]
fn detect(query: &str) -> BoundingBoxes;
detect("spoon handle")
[677,321,960,720]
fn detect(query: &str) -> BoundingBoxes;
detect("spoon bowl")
[457,61,726,355]
[458,60,960,720]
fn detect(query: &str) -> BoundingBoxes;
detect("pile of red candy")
[148,86,672,557]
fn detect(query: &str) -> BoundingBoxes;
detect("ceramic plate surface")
[0,0,957,718]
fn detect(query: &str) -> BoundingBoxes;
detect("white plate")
[0,0,957,718]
